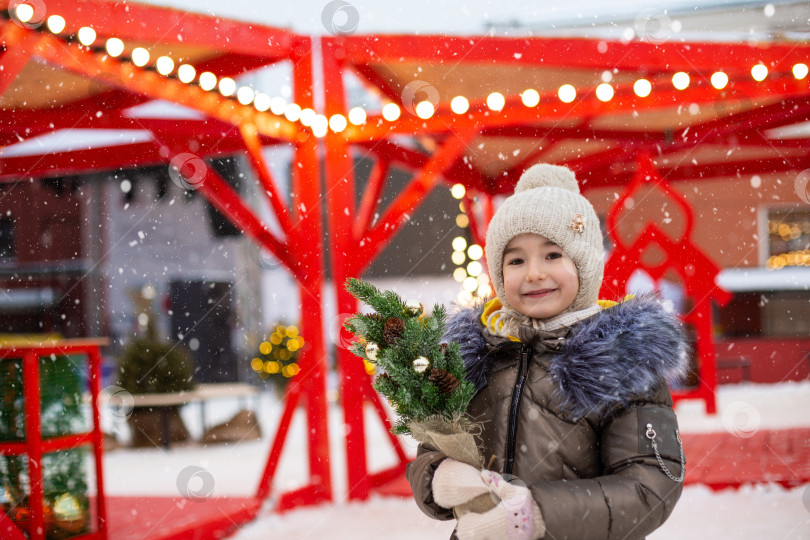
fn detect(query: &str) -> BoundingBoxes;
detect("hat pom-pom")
[515,163,580,194]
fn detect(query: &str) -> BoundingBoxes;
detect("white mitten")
[431,459,490,509]
[456,471,546,540]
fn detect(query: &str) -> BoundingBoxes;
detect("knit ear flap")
[515,163,580,194]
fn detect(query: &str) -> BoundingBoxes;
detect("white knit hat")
[485,163,605,314]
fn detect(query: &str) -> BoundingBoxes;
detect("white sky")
[138,0,775,35]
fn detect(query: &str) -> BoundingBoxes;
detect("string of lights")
[3,4,808,139]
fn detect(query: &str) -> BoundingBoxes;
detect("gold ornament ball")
[412,356,430,373]
[404,299,423,317]
[365,341,380,362]
[52,493,88,534]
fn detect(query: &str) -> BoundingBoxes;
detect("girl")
[407,163,687,540]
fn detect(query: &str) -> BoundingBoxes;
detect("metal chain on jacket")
[645,423,686,482]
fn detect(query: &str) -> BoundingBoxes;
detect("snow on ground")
[101,381,810,539]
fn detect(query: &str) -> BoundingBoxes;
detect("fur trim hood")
[443,294,689,420]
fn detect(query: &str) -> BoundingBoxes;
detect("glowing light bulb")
[348,107,367,125]
[451,96,469,114]
[521,89,540,107]
[486,92,505,111]
[451,250,466,265]
[558,84,576,103]
[269,97,287,116]
[312,115,328,137]
[199,71,217,91]
[751,64,768,81]
[467,244,483,260]
[463,277,478,292]
[299,108,316,126]
[46,15,66,34]
[15,4,34,23]
[254,93,271,112]
[595,83,614,102]
[329,114,348,132]
[793,63,809,80]
[77,27,96,47]
[633,79,651,97]
[467,261,483,277]
[453,268,468,282]
[131,47,149,67]
[452,236,467,251]
[415,101,435,119]
[237,86,255,105]
[284,103,302,122]
[450,183,466,199]
[177,64,196,84]
[218,77,236,96]
[382,103,401,121]
[156,56,175,76]
[710,72,729,89]
[105,38,124,57]
[672,72,690,90]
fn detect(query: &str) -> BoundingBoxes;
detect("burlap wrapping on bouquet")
[408,416,497,516]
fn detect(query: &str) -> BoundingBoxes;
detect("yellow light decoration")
[486,92,505,111]
[286,326,299,338]
[382,103,401,121]
[463,276,479,292]
[199,71,217,91]
[452,236,467,251]
[329,114,348,132]
[364,360,376,375]
[218,77,236,96]
[46,15,66,34]
[633,79,651,97]
[77,27,96,46]
[595,83,614,102]
[467,244,483,260]
[451,250,466,265]
[453,267,468,282]
[450,96,469,114]
[672,72,690,90]
[558,84,576,103]
[251,358,263,371]
[467,261,483,277]
[270,334,282,345]
[415,101,435,119]
[270,97,287,115]
[450,183,466,199]
[751,64,768,81]
[348,106,367,125]
[177,64,196,84]
[15,4,34,23]
[254,93,271,112]
[456,214,469,228]
[793,63,809,80]
[105,38,125,57]
[284,103,302,122]
[264,361,280,374]
[237,86,255,105]
[156,56,175,76]
[259,341,272,355]
[312,115,329,138]
[300,108,317,126]
[710,72,729,89]
[287,340,299,352]
[521,89,540,107]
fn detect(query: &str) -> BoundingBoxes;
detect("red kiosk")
[2,0,810,537]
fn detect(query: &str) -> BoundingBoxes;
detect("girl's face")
[502,233,579,319]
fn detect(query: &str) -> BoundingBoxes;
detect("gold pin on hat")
[570,213,586,234]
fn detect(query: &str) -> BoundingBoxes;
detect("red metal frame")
[2,1,810,528]
[0,340,108,540]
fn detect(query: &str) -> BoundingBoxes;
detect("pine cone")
[428,368,460,394]
[383,317,406,345]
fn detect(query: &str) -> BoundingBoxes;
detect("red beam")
[338,33,810,73]
[352,157,388,241]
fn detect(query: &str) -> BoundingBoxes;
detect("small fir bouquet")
[344,278,485,470]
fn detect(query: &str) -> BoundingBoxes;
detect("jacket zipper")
[505,343,531,475]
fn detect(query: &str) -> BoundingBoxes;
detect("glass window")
[767,209,810,269]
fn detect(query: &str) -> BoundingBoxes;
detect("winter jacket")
[406,294,688,540]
